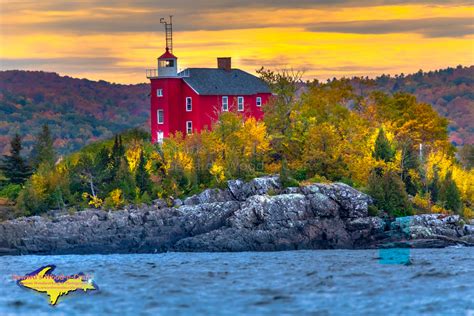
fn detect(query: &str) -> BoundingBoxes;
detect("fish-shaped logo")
[16,265,98,306]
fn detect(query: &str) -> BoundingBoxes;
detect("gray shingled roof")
[181,68,271,95]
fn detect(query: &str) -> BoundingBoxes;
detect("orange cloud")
[0,2,472,83]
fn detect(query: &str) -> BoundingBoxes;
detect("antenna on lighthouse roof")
[160,16,173,53]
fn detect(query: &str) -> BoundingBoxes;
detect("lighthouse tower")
[157,48,177,78]
[146,16,272,144]
[147,16,182,143]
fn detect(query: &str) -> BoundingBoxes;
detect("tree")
[302,122,347,180]
[135,151,151,194]
[367,169,412,217]
[257,68,302,164]
[439,170,462,214]
[398,138,420,195]
[30,124,56,168]
[110,134,125,178]
[373,128,394,162]
[428,166,441,203]
[0,134,31,184]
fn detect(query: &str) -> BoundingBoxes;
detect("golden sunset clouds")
[1,1,473,83]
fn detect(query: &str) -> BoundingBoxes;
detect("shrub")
[0,184,22,201]
[367,170,412,217]
[368,204,380,217]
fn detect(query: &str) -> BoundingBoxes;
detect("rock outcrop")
[0,176,472,255]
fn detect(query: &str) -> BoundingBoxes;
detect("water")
[0,248,473,316]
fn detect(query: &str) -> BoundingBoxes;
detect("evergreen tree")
[373,128,394,162]
[110,134,125,178]
[94,146,113,193]
[367,169,412,217]
[399,140,419,195]
[439,171,462,214]
[0,134,32,184]
[428,166,441,203]
[115,158,135,201]
[135,151,151,194]
[30,124,56,168]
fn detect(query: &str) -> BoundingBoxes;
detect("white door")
[157,131,164,144]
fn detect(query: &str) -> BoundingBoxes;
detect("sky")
[0,0,473,84]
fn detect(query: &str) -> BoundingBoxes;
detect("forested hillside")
[346,65,473,145]
[0,66,472,157]
[0,71,149,155]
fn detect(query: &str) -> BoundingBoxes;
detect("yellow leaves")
[210,161,226,183]
[30,173,48,198]
[236,117,270,158]
[82,192,103,208]
[177,152,194,173]
[146,151,160,173]
[412,193,431,212]
[125,142,142,172]
[426,150,474,204]
[104,188,124,209]
[463,208,474,220]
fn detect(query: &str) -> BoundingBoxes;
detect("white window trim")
[222,96,228,111]
[186,97,192,112]
[186,121,193,134]
[157,109,164,124]
[238,96,244,111]
[157,89,163,97]
[256,97,262,107]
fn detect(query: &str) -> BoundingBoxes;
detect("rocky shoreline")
[0,176,473,256]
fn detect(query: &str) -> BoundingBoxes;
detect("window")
[222,96,228,111]
[157,89,163,97]
[186,97,192,111]
[157,109,164,124]
[159,59,174,68]
[186,121,193,134]
[238,96,244,111]
[256,97,262,107]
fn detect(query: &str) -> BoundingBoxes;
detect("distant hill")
[0,66,472,156]
[346,65,474,146]
[0,71,149,155]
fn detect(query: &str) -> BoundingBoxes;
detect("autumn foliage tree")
[6,69,473,220]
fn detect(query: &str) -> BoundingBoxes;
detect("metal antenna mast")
[160,16,173,53]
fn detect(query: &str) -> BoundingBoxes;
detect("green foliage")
[428,166,441,203]
[0,183,22,201]
[368,204,380,217]
[439,171,462,214]
[30,124,56,168]
[135,151,151,194]
[0,134,32,184]
[367,169,412,217]
[373,128,394,162]
[5,69,471,220]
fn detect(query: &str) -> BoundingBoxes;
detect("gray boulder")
[301,182,372,218]
[0,176,472,255]
[183,188,233,206]
[227,175,280,201]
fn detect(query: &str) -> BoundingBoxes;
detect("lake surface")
[0,248,473,316]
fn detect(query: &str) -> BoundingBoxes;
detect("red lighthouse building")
[147,17,272,143]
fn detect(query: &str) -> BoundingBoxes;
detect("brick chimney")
[217,57,231,71]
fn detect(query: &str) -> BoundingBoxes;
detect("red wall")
[150,77,271,142]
